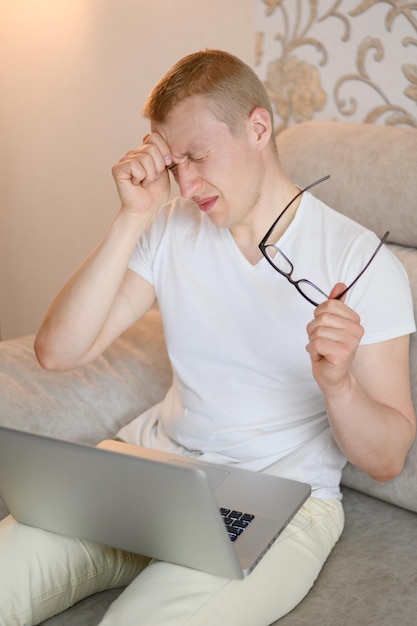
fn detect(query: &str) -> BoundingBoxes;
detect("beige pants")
[0,497,344,626]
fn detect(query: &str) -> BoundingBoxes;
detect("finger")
[138,149,165,188]
[307,299,363,360]
[112,157,147,187]
[119,143,167,187]
[143,132,173,168]
[308,306,363,340]
[311,303,359,331]
[313,284,360,326]
[329,282,347,301]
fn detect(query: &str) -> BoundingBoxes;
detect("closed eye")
[189,150,210,163]
[167,150,210,173]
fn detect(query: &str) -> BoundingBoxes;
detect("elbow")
[366,421,416,483]
[34,336,75,372]
[367,457,407,483]
[34,332,97,372]
[34,337,61,371]
[370,470,402,483]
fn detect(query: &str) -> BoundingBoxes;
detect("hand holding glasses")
[258,175,389,306]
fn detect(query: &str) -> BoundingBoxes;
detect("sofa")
[1,120,416,625]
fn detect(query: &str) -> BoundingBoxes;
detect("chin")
[206,211,229,229]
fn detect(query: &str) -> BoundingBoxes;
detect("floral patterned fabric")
[255,0,417,131]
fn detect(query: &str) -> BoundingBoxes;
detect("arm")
[35,134,173,371]
[306,284,416,482]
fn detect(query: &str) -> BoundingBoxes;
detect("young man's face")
[151,96,266,232]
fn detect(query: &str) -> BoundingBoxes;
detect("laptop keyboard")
[219,508,255,543]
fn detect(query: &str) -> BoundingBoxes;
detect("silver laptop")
[0,426,310,579]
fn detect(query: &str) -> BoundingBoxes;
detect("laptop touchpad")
[168,460,230,490]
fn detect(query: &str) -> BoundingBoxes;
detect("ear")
[248,107,272,150]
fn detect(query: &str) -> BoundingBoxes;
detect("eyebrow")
[167,149,211,169]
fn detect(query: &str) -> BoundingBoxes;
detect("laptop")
[0,426,310,579]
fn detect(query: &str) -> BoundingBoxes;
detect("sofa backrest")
[276,120,417,512]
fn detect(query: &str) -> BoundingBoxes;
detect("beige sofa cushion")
[0,309,172,444]
[275,120,417,247]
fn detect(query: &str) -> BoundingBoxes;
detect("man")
[1,50,415,625]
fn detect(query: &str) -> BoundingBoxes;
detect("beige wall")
[0,0,253,339]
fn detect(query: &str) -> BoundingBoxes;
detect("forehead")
[151,96,234,155]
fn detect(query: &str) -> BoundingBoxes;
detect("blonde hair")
[142,49,274,136]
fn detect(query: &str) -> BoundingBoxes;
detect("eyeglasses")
[258,175,389,306]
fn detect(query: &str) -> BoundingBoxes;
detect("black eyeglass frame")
[258,175,390,306]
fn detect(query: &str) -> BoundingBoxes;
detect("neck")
[230,159,300,265]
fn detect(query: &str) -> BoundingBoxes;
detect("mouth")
[194,196,218,213]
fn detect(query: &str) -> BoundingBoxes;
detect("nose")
[174,163,201,199]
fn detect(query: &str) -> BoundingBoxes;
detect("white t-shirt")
[117,193,415,499]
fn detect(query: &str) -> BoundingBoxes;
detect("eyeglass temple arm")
[260,175,331,246]
[334,231,390,301]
